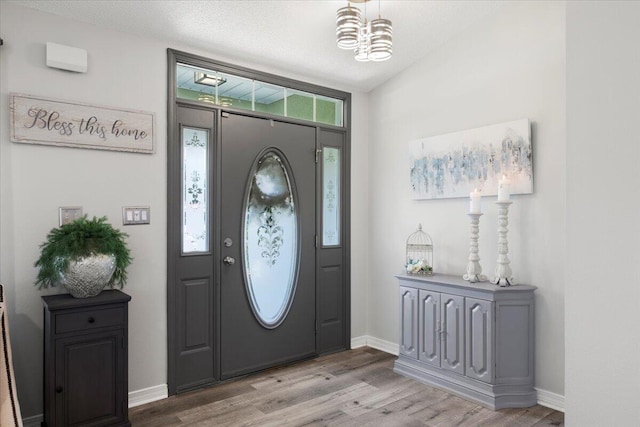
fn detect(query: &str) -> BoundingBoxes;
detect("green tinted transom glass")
[177,63,344,127]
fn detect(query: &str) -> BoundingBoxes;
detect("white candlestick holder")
[491,201,516,287]
[463,213,487,283]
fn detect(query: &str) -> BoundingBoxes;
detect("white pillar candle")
[469,188,482,213]
[498,175,510,201]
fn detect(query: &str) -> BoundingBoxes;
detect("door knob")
[223,256,236,266]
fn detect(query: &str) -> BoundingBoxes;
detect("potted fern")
[35,216,132,298]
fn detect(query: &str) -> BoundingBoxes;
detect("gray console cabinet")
[42,290,131,427]
[394,274,536,410]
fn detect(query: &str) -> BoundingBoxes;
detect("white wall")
[367,1,566,399]
[1,4,167,415]
[350,93,370,339]
[565,2,640,425]
[0,3,369,417]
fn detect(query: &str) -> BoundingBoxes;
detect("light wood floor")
[129,347,564,426]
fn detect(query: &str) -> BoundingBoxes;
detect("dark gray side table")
[42,290,131,427]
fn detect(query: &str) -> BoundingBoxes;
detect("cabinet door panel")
[466,298,494,383]
[399,286,418,358]
[441,294,464,375]
[418,290,440,366]
[55,331,125,426]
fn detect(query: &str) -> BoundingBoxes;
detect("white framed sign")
[10,93,155,154]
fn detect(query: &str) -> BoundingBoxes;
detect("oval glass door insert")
[243,150,299,328]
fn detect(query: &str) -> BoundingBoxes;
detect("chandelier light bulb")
[354,21,371,62]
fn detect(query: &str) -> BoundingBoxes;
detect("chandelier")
[336,0,392,62]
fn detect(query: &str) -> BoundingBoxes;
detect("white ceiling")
[8,0,506,92]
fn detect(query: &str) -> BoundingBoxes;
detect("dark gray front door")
[220,113,316,379]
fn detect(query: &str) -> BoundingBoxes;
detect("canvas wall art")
[409,119,532,200]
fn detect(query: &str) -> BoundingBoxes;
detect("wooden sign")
[10,93,155,154]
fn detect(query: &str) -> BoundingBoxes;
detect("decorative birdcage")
[405,224,433,276]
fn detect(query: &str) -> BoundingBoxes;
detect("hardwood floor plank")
[358,362,408,388]
[336,410,428,427]
[128,414,184,427]
[328,351,394,377]
[129,380,255,422]
[532,410,565,426]
[407,394,486,426]
[177,372,355,423]
[458,405,557,427]
[351,386,452,420]
[129,348,564,427]
[243,383,375,427]
[182,406,265,427]
[253,372,350,414]
[340,377,426,416]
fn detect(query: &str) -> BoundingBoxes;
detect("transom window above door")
[176,63,344,127]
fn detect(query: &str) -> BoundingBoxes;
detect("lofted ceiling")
[7,0,506,92]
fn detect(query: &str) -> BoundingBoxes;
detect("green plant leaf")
[34,216,132,289]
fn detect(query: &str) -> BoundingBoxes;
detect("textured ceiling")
[8,0,506,92]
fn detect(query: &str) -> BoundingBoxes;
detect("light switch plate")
[122,206,150,225]
[59,206,83,226]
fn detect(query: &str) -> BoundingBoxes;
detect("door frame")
[167,49,352,395]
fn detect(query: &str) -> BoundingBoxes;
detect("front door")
[219,113,316,379]
[168,54,350,395]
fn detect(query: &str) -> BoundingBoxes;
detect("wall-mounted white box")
[46,42,87,73]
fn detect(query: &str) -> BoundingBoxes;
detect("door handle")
[223,256,236,266]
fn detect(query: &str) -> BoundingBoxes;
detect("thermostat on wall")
[46,42,87,73]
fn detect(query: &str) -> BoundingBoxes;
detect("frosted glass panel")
[182,127,209,254]
[323,147,340,246]
[244,151,298,328]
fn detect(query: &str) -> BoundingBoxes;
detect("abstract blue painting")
[409,119,533,200]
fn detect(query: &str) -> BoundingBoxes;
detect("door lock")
[223,256,236,266]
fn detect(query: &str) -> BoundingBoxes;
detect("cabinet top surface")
[395,273,536,293]
[42,289,131,310]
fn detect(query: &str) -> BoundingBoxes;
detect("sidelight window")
[181,126,209,254]
[322,147,341,246]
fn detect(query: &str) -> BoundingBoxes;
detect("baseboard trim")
[128,383,168,408]
[365,335,399,355]
[350,335,367,348]
[535,387,565,412]
[351,335,399,355]
[22,414,43,427]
